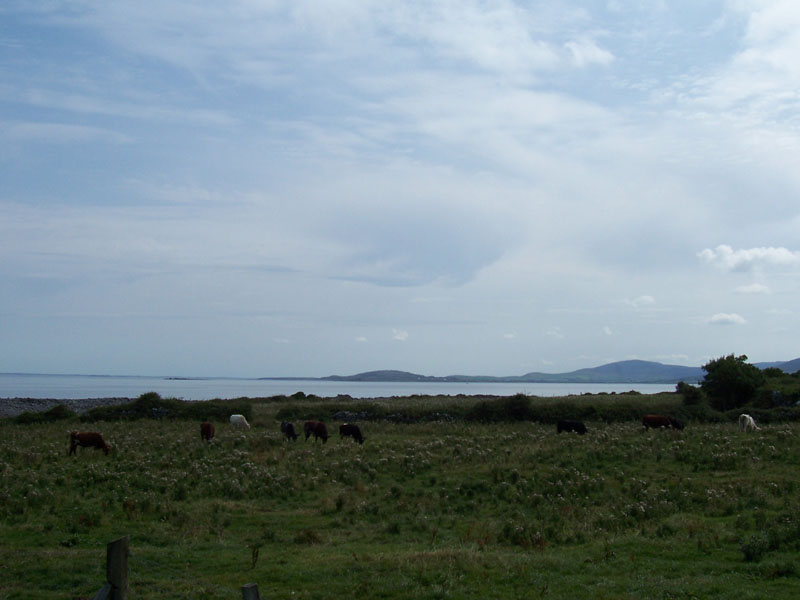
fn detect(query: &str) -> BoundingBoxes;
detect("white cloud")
[564,38,614,68]
[688,2,800,121]
[392,329,409,341]
[735,283,771,294]
[654,354,691,364]
[698,245,800,271]
[3,121,130,144]
[625,295,655,308]
[708,313,747,326]
[4,3,800,376]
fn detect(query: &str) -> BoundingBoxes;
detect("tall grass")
[1,394,800,598]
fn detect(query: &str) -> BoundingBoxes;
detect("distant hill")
[324,370,441,382]
[321,360,705,384]
[755,358,800,374]
[518,360,704,384]
[286,357,800,384]
[782,358,800,373]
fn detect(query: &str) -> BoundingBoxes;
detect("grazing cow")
[668,416,685,430]
[642,414,682,430]
[200,421,215,442]
[556,419,587,435]
[304,420,328,443]
[739,413,760,432]
[69,431,110,456]
[280,421,298,441]
[339,423,365,444]
[230,414,250,430]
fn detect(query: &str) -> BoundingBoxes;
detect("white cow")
[230,414,251,430]
[738,413,760,432]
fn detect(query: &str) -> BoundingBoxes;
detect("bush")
[466,394,533,422]
[14,404,76,425]
[676,381,704,406]
[80,392,252,423]
[741,532,770,562]
[701,354,766,412]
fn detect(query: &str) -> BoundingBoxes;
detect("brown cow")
[642,414,683,430]
[304,420,328,443]
[69,431,110,455]
[200,421,215,442]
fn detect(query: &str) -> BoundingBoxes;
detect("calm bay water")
[0,373,675,400]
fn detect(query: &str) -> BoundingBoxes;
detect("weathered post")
[241,583,260,600]
[106,536,129,600]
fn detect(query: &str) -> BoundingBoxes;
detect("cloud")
[735,283,771,294]
[5,3,800,377]
[3,121,130,144]
[625,295,655,308]
[564,38,614,68]
[654,354,691,364]
[392,329,409,341]
[698,245,800,272]
[708,313,747,326]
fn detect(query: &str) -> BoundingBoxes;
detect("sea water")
[0,373,676,400]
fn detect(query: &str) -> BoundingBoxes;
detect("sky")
[1,1,799,377]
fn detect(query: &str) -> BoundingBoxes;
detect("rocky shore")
[0,397,135,418]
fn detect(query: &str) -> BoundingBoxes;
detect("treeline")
[684,354,800,413]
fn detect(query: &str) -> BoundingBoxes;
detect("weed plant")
[1,395,800,598]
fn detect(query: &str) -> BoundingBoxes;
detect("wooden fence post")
[106,535,129,600]
[241,583,260,600]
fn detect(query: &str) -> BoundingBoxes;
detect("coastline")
[0,397,136,418]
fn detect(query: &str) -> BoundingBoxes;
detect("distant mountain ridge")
[755,357,800,373]
[317,358,800,384]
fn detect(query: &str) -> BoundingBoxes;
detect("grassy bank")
[2,393,799,598]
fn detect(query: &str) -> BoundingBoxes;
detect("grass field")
[2,393,799,599]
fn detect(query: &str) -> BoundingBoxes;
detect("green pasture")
[1,393,799,599]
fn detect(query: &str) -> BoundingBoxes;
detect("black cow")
[339,423,365,444]
[200,421,215,442]
[556,419,587,435]
[668,416,685,430]
[280,421,298,441]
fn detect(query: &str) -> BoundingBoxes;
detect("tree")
[700,354,766,411]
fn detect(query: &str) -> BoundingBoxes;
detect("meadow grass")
[1,394,799,598]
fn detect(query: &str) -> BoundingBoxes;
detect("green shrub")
[741,532,769,562]
[701,354,766,412]
[677,381,704,406]
[80,392,252,422]
[14,404,76,425]
[466,394,534,422]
